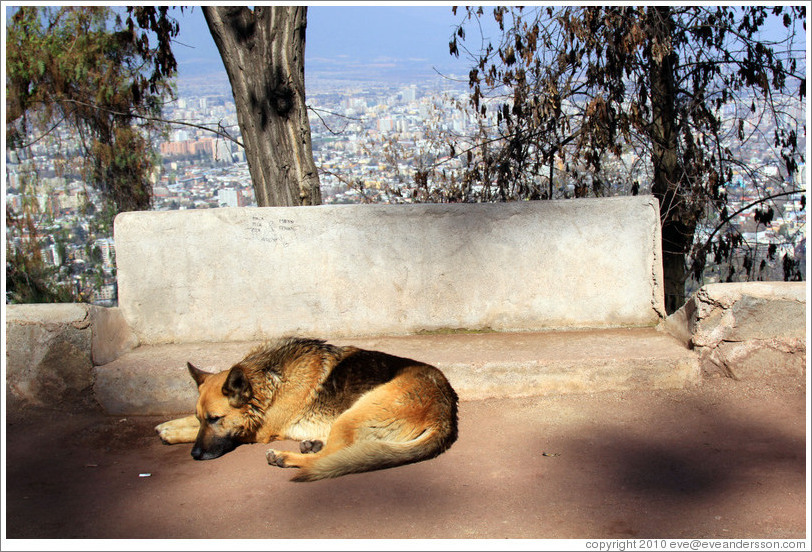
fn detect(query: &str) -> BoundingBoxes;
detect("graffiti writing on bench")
[245,215,298,247]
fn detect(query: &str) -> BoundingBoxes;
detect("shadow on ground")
[4,376,807,540]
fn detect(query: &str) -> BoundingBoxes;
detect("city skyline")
[4,4,807,304]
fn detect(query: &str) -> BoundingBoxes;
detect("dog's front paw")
[154,416,200,445]
[155,422,174,445]
[300,440,324,454]
[266,449,288,468]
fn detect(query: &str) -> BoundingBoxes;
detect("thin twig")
[47,97,246,148]
[695,189,806,258]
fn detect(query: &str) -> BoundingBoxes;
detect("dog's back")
[312,347,455,416]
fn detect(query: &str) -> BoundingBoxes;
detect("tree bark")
[646,6,693,314]
[203,6,321,206]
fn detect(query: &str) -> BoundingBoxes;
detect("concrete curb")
[93,327,700,416]
[5,304,138,410]
[7,283,804,415]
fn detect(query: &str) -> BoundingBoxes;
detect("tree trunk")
[203,6,321,206]
[646,7,693,314]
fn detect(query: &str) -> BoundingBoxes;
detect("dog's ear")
[222,366,253,408]
[187,362,211,387]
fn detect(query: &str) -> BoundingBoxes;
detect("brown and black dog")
[155,337,458,482]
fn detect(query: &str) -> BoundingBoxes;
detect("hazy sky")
[170,4,805,83]
[5,4,802,83]
[172,5,475,80]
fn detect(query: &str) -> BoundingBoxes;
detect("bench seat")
[94,327,699,415]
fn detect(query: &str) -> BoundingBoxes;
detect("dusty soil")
[3,375,808,541]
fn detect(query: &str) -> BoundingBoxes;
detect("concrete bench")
[81,195,702,415]
[114,196,667,342]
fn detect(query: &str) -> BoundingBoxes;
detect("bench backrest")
[114,196,665,344]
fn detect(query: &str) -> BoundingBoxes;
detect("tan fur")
[156,337,458,482]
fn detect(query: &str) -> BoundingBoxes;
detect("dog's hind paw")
[266,449,288,468]
[299,440,324,454]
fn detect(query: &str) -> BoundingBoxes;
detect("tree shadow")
[615,442,723,498]
[526,393,807,538]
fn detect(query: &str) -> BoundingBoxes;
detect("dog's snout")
[190,436,239,460]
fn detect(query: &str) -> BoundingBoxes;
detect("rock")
[661,282,806,380]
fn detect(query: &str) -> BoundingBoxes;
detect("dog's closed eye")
[205,415,224,424]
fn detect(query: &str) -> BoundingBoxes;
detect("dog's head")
[187,362,255,460]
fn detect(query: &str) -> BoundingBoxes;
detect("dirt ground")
[3,375,809,545]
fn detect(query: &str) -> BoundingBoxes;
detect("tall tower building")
[218,188,242,208]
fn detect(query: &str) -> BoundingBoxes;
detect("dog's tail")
[290,427,456,483]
